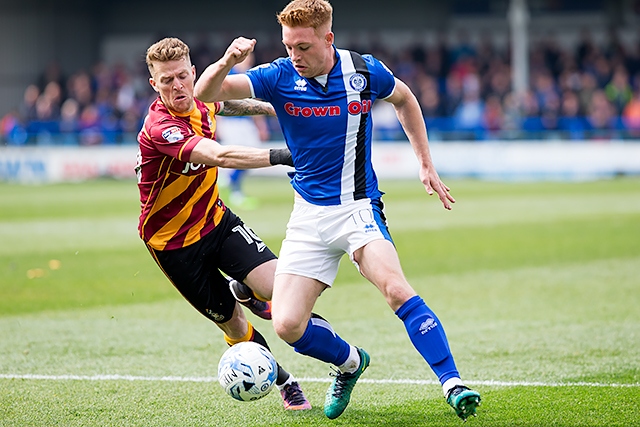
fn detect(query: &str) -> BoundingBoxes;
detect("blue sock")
[395,295,460,384]
[289,317,351,365]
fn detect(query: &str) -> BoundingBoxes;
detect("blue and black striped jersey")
[247,47,396,206]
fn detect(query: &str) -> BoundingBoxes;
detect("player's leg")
[207,271,311,409]
[228,278,272,320]
[219,300,310,410]
[241,258,277,300]
[217,210,311,409]
[150,240,267,345]
[150,242,265,345]
[155,254,309,410]
[272,273,369,419]
[227,257,280,320]
[219,213,276,319]
[353,238,481,420]
[273,199,369,419]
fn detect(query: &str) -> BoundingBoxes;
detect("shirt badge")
[162,126,184,143]
[349,73,367,92]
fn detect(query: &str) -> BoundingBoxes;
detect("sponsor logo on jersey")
[294,78,308,92]
[284,100,371,117]
[284,102,340,117]
[419,317,438,335]
[347,99,372,115]
[181,162,207,174]
[349,73,367,92]
[162,126,184,143]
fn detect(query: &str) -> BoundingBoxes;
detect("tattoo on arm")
[219,99,276,116]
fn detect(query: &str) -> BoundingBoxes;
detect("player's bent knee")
[272,316,305,343]
[379,281,417,311]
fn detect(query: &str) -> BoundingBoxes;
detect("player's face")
[149,58,196,114]
[282,25,334,78]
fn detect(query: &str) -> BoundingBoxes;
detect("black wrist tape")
[269,148,294,167]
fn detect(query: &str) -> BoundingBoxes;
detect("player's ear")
[325,31,334,45]
[149,77,159,93]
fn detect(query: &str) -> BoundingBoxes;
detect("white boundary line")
[1,374,638,388]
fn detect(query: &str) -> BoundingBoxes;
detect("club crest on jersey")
[349,73,367,92]
[162,126,184,143]
[294,78,308,92]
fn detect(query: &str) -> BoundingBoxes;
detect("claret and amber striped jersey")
[136,97,225,250]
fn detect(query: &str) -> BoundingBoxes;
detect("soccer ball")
[217,341,278,402]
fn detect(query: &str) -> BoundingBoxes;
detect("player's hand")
[420,168,455,210]
[224,37,256,66]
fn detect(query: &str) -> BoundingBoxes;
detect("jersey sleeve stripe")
[177,136,201,162]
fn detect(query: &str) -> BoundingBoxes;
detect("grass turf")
[0,176,639,426]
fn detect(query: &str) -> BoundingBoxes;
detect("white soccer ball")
[217,341,278,402]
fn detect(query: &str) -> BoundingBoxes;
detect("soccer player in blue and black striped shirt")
[196,0,481,420]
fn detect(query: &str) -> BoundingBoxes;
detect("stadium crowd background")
[2,25,640,145]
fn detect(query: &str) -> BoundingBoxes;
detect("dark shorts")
[149,208,276,324]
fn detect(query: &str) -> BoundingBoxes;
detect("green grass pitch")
[1,176,639,426]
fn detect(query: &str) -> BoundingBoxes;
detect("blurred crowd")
[2,29,640,145]
[363,29,640,141]
[0,61,153,146]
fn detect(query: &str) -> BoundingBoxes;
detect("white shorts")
[275,196,392,286]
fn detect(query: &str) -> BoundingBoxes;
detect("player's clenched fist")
[225,37,256,65]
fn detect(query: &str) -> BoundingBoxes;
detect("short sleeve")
[148,119,203,162]
[246,59,286,102]
[363,54,396,100]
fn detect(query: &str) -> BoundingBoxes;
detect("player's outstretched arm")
[189,138,292,170]
[194,37,255,102]
[386,78,456,210]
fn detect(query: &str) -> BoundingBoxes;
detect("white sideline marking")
[1,374,638,388]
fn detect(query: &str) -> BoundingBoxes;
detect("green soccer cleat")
[446,385,481,421]
[323,347,370,419]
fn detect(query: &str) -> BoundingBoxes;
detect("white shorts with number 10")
[275,195,392,286]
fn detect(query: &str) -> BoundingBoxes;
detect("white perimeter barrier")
[1,141,639,183]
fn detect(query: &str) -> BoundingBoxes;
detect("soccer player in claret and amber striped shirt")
[135,36,311,410]
[137,92,225,250]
